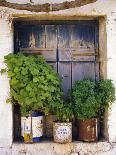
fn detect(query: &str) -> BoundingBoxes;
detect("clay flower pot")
[78,118,98,142]
[53,122,72,143]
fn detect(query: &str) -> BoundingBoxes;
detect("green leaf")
[2,53,63,117]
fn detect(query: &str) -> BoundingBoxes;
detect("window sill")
[12,140,112,155]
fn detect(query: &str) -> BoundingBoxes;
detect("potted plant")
[71,79,115,142]
[53,102,73,143]
[1,53,63,143]
[96,79,116,137]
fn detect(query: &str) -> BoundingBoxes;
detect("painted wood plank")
[71,24,95,49]
[72,56,95,62]
[21,48,56,62]
[45,25,57,48]
[18,25,32,48]
[72,62,96,86]
[32,25,45,48]
[58,25,71,48]
[58,25,72,62]
[77,23,95,49]
[59,48,96,62]
[58,63,71,97]
[72,48,96,61]
[59,48,72,61]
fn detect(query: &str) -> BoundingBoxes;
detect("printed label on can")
[24,117,31,134]
[32,116,43,137]
[56,126,71,140]
[21,117,27,137]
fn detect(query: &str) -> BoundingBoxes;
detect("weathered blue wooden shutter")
[15,21,99,97]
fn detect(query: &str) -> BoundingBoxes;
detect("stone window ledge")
[12,141,113,155]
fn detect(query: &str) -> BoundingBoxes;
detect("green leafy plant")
[96,79,115,119]
[55,102,73,122]
[71,79,100,120]
[1,53,63,116]
[71,79,115,120]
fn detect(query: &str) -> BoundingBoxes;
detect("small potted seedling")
[53,103,73,143]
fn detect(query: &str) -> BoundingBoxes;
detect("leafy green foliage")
[55,102,73,122]
[71,79,115,120]
[96,79,116,120]
[71,80,99,120]
[1,53,63,116]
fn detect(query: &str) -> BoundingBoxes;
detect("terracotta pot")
[53,122,72,143]
[78,118,98,142]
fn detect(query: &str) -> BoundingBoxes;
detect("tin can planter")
[32,112,43,142]
[78,118,98,142]
[53,122,72,143]
[21,112,43,143]
[21,116,28,141]
[23,116,33,143]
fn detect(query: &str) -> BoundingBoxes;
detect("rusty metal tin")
[78,118,98,142]
[53,122,72,143]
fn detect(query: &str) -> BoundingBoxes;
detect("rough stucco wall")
[0,141,114,155]
[0,0,116,148]
[106,13,116,142]
[7,0,75,4]
[0,19,13,147]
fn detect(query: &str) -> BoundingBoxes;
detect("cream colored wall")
[0,0,116,147]
[7,0,75,4]
[0,19,13,147]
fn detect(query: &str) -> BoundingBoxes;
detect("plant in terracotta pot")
[53,102,73,143]
[71,79,115,142]
[1,53,63,143]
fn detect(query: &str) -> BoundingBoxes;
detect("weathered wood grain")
[58,62,71,97]
[72,62,96,85]
[21,48,57,61]
[15,21,99,96]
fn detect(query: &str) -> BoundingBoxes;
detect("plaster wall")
[0,19,13,147]
[0,0,116,148]
[105,14,116,142]
[7,0,75,4]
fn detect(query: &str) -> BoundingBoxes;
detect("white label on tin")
[32,116,43,137]
[56,126,71,140]
[24,117,31,134]
[21,117,26,137]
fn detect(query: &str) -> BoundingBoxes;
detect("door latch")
[61,74,69,79]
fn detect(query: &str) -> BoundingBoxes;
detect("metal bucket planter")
[78,118,98,142]
[53,122,72,143]
[21,112,43,143]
